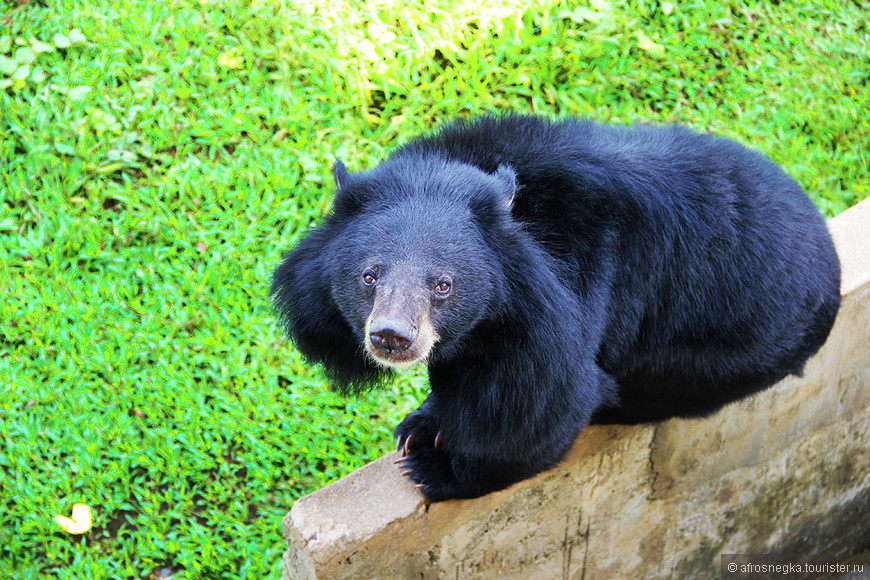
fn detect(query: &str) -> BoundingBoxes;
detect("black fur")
[271,115,841,501]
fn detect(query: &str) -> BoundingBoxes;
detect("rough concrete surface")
[283,198,870,580]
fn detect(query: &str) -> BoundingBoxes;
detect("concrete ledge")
[283,198,870,579]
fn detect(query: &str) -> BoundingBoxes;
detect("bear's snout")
[369,319,417,353]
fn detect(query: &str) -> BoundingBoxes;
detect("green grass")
[0,0,867,576]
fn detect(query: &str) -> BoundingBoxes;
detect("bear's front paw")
[394,410,466,501]
[394,408,442,456]
[395,445,469,502]
[395,412,489,501]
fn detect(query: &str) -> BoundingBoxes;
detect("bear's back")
[397,116,840,423]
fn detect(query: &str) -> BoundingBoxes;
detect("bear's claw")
[397,432,420,456]
[402,433,415,456]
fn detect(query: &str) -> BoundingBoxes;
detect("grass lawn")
[1,0,867,577]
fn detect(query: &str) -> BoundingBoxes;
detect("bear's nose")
[369,320,416,353]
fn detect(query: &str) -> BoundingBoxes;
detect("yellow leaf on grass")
[217,50,244,69]
[55,503,93,534]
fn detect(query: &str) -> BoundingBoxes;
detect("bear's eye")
[434,279,452,294]
[362,269,378,286]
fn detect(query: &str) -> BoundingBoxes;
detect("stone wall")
[283,198,870,579]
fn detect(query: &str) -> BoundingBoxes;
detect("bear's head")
[327,156,518,370]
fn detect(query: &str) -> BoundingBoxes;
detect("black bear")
[271,115,841,502]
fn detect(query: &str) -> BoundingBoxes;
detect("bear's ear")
[331,159,364,215]
[493,164,517,209]
[333,159,350,191]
